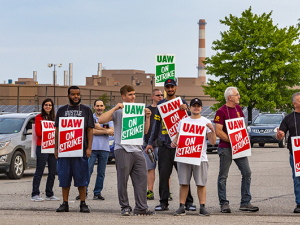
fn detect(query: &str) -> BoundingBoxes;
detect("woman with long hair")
[31,98,59,201]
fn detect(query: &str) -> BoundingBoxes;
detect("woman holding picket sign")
[31,98,60,202]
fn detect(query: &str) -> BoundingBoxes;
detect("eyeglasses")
[44,104,52,107]
[231,93,240,97]
[155,94,163,97]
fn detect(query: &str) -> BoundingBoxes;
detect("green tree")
[203,7,300,122]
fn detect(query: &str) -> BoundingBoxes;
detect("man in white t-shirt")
[171,98,216,216]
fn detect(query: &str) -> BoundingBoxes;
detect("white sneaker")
[31,195,44,202]
[45,195,60,201]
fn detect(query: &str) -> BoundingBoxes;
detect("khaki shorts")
[177,161,208,186]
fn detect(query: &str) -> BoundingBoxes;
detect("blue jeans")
[289,153,300,205]
[217,147,252,206]
[32,146,57,197]
[88,150,109,196]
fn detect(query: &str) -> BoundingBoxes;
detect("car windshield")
[253,115,282,125]
[0,118,25,134]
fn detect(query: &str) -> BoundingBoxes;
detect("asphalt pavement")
[0,144,299,224]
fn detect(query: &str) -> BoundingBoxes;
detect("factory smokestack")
[64,71,68,86]
[97,63,102,77]
[69,63,73,85]
[198,19,206,85]
[33,71,37,82]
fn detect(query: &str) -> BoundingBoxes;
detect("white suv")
[0,112,39,179]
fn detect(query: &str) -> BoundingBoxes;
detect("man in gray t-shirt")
[99,85,153,216]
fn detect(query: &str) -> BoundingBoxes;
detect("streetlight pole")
[48,63,62,109]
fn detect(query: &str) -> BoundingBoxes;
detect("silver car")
[0,112,38,179]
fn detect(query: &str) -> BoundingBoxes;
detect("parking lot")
[0,144,299,224]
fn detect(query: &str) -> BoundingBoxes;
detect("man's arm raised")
[98,103,123,124]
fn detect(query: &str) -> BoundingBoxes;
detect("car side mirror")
[24,129,32,135]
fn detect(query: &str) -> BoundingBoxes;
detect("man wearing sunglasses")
[143,89,163,200]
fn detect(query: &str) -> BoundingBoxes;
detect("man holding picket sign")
[145,78,196,212]
[54,86,94,213]
[99,85,153,216]
[214,87,258,213]
[171,98,216,216]
[276,92,300,213]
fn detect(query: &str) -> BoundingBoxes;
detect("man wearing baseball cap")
[171,98,216,216]
[146,79,196,212]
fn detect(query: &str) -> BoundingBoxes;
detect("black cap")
[190,98,202,107]
[164,79,177,87]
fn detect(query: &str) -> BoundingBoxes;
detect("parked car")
[207,120,219,153]
[0,112,38,179]
[108,136,115,161]
[247,113,287,148]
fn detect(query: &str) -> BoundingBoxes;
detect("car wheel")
[7,151,25,179]
[279,137,286,148]
[259,143,265,147]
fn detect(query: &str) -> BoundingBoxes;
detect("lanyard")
[294,111,298,136]
[226,105,238,120]
[66,104,81,116]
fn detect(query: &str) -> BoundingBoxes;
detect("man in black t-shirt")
[277,92,300,213]
[54,86,94,213]
[143,89,163,200]
[145,79,195,211]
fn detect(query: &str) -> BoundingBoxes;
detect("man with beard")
[54,86,94,213]
[145,79,195,212]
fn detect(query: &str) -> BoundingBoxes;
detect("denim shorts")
[57,156,89,187]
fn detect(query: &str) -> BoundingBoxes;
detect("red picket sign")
[291,136,300,177]
[41,121,55,154]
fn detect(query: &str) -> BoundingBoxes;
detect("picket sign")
[58,117,84,157]
[31,124,37,158]
[41,121,55,154]
[174,120,207,166]
[291,136,300,177]
[225,117,251,159]
[157,97,188,141]
[155,54,176,87]
[121,103,145,145]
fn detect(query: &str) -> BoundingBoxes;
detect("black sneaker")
[239,203,259,212]
[174,205,186,216]
[294,205,300,213]
[220,202,231,213]
[56,202,69,212]
[121,208,131,216]
[199,207,210,216]
[185,204,196,211]
[155,203,169,211]
[134,208,154,216]
[75,193,88,200]
[93,194,105,200]
[80,202,90,213]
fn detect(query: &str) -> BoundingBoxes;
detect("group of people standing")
[29,80,300,215]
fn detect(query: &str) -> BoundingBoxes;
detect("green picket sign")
[155,54,176,87]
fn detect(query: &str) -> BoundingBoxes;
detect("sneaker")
[199,207,210,216]
[134,208,154,216]
[31,195,44,202]
[56,202,69,212]
[294,205,300,213]
[45,195,60,201]
[174,205,186,216]
[80,202,90,213]
[121,208,131,216]
[93,194,105,200]
[155,203,169,211]
[239,203,259,212]
[168,192,173,201]
[75,193,88,200]
[220,202,231,213]
[185,204,196,211]
[147,190,154,200]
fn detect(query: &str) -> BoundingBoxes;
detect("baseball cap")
[190,98,202,107]
[164,79,177,87]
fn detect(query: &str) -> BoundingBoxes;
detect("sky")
[1,0,300,86]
